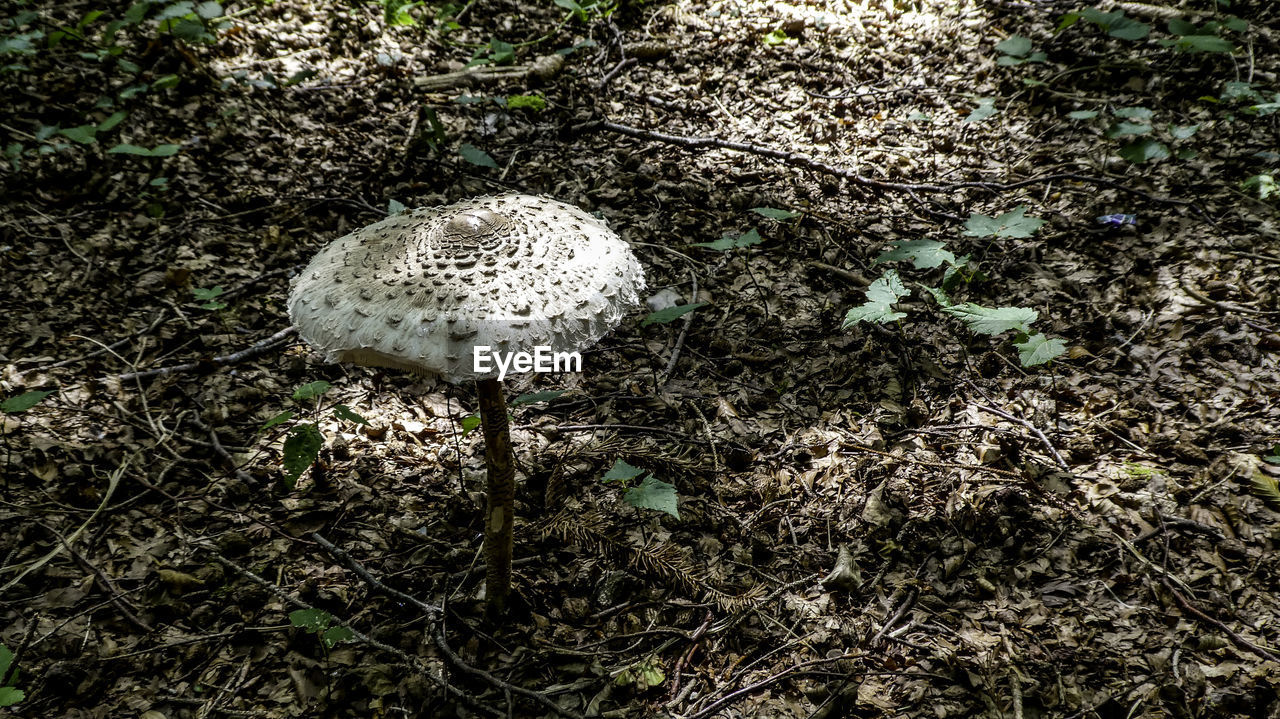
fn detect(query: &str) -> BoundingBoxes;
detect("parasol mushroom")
[287,193,646,616]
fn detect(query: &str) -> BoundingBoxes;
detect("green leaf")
[59,125,98,144]
[1169,124,1199,139]
[963,206,1045,238]
[1105,121,1152,138]
[108,142,153,154]
[762,29,788,46]
[0,643,13,681]
[292,381,331,401]
[488,38,515,64]
[1242,174,1276,200]
[157,2,196,21]
[458,143,498,168]
[192,285,224,300]
[1251,472,1280,510]
[505,94,546,111]
[1014,333,1066,366]
[995,35,1032,57]
[107,143,179,157]
[387,198,405,216]
[690,228,761,251]
[842,269,909,327]
[97,111,127,132]
[1263,445,1280,465]
[872,240,956,269]
[624,475,679,518]
[0,686,23,707]
[332,404,368,425]
[750,207,800,220]
[942,303,1038,336]
[460,414,481,436]
[261,410,294,431]
[964,98,997,124]
[642,302,707,326]
[1119,139,1170,163]
[1220,81,1260,103]
[2,389,53,413]
[195,1,222,18]
[603,459,645,482]
[510,390,566,407]
[321,625,354,648]
[1066,110,1099,120]
[282,423,323,484]
[289,608,331,631]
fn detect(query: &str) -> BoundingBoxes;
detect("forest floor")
[3,0,1280,717]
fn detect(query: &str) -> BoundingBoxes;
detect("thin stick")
[1161,578,1280,663]
[116,326,297,382]
[662,271,698,384]
[973,403,1070,470]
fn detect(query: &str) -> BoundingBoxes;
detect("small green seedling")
[602,460,679,519]
[289,609,354,649]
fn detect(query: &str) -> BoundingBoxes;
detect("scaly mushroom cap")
[287,194,646,382]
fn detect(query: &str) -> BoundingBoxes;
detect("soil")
[2,0,1280,717]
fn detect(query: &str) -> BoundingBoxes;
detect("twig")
[592,121,1197,210]
[2,611,39,687]
[1,456,126,594]
[28,311,168,370]
[662,271,698,384]
[53,526,155,634]
[188,414,259,487]
[309,534,583,719]
[597,56,637,90]
[869,587,917,645]
[973,403,1070,471]
[1178,278,1274,316]
[1160,578,1280,663]
[310,533,441,617]
[202,546,502,716]
[432,633,586,719]
[115,326,297,382]
[554,424,701,441]
[220,264,305,301]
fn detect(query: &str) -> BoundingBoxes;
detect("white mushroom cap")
[287,194,646,382]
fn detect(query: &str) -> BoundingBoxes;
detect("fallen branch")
[116,326,297,382]
[1161,578,1280,663]
[974,403,1070,471]
[204,546,503,717]
[592,121,1195,210]
[414,54,564,91]
[309,533,583,719]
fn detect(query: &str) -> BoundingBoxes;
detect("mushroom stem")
[475,377,515,617]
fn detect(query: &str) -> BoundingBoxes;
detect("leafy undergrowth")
[2,0,1279,717]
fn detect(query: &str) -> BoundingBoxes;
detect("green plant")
[0,643,22,707]
[995,35,1046,66]
[264,381,367,488]
[844,209,1067,368]
[601,460,679,519]
[289,609,355,649]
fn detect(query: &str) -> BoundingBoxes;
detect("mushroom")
[287,194,646,615]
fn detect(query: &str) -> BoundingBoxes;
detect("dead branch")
[204,546,503,718]
[591,121,1195,211]
[973,403,1070,470]
[116,325,297,382]
[309,533,584,719]
[413,54,564,91]
[1161,578,1280,663]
